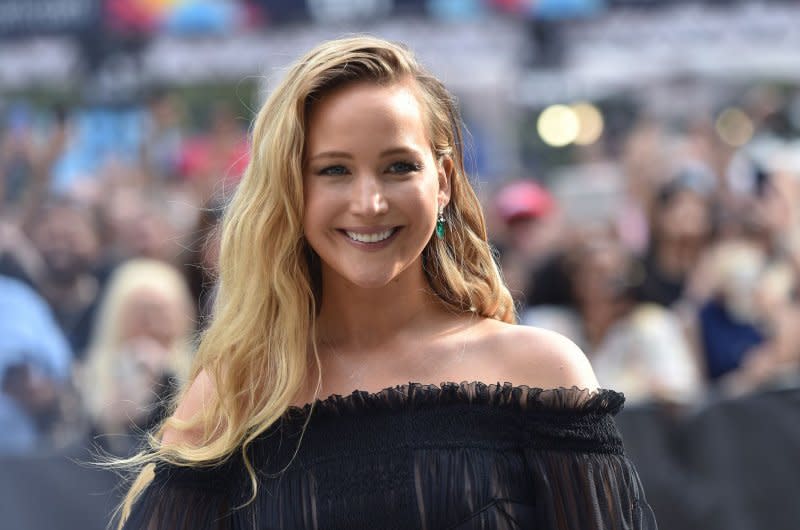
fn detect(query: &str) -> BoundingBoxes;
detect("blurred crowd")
[492,102,800,408]
[2,86,800,457]
[0,91,236,456]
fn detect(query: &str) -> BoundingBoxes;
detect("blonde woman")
[117,37,657,529]
[81,259,194,453]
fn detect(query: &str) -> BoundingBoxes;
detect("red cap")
[494,180,555,223]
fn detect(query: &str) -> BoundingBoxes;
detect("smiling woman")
[113,36,658,530]
[303,81,448,291]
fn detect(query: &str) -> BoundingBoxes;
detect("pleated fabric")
[122,382,658,529]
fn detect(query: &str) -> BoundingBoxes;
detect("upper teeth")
[346,228,395,243]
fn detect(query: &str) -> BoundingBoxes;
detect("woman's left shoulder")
[476,319,600,392]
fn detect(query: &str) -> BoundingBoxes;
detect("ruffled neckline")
[286,381,625,419]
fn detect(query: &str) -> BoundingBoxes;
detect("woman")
[117,37,657,529]
[80,259,194,455]
[523,234,703,406]
[637,172,715,308]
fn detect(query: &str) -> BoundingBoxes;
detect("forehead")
[123,285,183,313]
[305,81,430,154]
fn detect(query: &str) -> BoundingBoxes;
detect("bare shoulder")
[476,319,600,392]
[161,368,217,447]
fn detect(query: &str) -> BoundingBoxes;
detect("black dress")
[122,382,658,529]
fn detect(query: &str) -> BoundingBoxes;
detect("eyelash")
[388,161,423,174]
[317,161,422,176]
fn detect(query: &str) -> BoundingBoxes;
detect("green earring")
[435,206,446,239]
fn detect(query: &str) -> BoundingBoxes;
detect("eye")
[387,161,422,174]
[318,165,349,176]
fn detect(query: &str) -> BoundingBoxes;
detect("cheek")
[405,175,439,217]
[406,186,431,211]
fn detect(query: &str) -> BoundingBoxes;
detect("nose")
[350,174,388,217]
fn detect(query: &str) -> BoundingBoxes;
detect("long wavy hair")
[115,35,515,526]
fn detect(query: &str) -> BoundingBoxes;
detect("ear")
[437,156,453,208]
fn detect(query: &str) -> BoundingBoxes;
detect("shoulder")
[477,319,600,392]
[161,368,217,447]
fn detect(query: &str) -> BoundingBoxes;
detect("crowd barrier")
[617,384,800,530]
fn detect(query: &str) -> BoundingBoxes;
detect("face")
[658,190,711,241]
[572,244,629,304]
[303,81,451,289]
[30,206,99,283]
[119,287,188,348]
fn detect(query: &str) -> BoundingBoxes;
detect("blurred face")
[572,244,629,305]
[125,211,174,260]
[119,287,187,348]
[104,189,174,260]
[30,206,99,283]
[657,190,711,241]
[303,81,450,289]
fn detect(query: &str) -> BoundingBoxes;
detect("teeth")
[345,228,395,243]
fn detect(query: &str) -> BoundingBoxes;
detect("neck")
[314,257,441,352]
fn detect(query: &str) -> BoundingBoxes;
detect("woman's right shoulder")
[161,368,217,447]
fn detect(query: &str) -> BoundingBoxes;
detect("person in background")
[97,185,184,266]
[0,103,68,227]
[719,258,800,394]
[690,238,800,393]
[0,275,72,454]
[140,88,185,184]
[178,101,249,202]
[615,118,671,255]
[0,215,42,288]
[524,235,704,406]
[491,179,561,305]
[78,259,195,456]
[25,198,103,360]
[638,169,716,308]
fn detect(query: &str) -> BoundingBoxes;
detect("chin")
[318,252,418,291]
[344,271,399,290]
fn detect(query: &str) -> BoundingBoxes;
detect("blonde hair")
[116,35,514,526]
[81,258,194,429]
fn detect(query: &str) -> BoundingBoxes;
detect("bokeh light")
[571,102,604,145]
[537,104,580,147]
[716,107,754,147]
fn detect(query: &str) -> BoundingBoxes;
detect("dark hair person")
[115,36,657,529]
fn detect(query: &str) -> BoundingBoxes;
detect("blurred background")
[1,0,799,529]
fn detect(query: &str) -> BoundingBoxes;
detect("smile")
[345,228,396,243]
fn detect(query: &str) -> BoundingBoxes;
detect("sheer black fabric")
[123,382,657,529]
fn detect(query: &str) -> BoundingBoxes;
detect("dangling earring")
[435,205,446,239]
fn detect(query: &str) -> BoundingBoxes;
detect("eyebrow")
[308,147,421,161]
